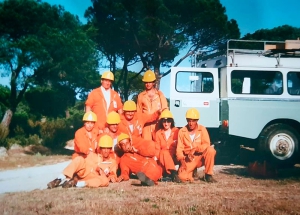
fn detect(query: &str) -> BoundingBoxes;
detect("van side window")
[175,71,214,93]
[231,70,283,95]
[287,72,300,95]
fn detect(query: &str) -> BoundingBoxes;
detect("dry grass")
[0,154,71,170]
[1,165,300,215]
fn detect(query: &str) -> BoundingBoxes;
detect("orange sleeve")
[139,112,159,125]
[109,159,118,175]
[114,91,123,112]
[119,157,130,181]
[154,131,161,158]
[136,93,143,113]
[158,90,169,110]
[85,89,96,108]
[197,126,211,153]
[74,129,90,155]
[176,129,185,161]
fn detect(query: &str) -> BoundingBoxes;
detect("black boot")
[170,170,181,183]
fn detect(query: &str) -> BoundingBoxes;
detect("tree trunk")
[1,109,13,128]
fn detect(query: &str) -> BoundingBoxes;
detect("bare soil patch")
[0,164,300,215]
[0,154,71,171]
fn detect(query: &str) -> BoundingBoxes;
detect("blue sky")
[1,0,300,97]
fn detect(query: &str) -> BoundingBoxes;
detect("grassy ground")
[0,164,300,215]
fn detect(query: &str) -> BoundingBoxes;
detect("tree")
[0,0,100,127]
[242,25,300,41]
[85,0,240,94]
[114,69,144,101]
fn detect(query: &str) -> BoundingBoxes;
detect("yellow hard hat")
[101,71,114,81]
[159,109,173,119]
[185,108,200,120]
[142,70,156,82]
[106,111,121,124]
[99,135,113,148]
[82,111,97,122]
[123,100,137,111]
[117,133,130,145]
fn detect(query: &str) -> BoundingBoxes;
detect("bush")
[40,118,75,149]
[5,134,42,148]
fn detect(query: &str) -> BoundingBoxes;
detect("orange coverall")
[119,112,159,138]
[72,127,99,159]
[85,87,123,129]
[98,131,122,165]
[155,127,179,174]
[176,124,216,182]
[137,89,168,140]
[119,152,162,182]
[63,153,117,188]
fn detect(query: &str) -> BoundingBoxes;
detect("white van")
[170,39,300,166]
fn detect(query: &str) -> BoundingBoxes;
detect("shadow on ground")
[219,164,300,181]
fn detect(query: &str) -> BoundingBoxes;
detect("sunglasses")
[162,118,172,123]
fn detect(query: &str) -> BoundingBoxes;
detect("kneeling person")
[116,133,162,186]
[47,135,117,189]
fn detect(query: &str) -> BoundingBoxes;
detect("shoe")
[62,179,77,188]
[47,178,61,189]
[204,174,217,183]
[172,174,182,183]
[192,168,199,180]
[137,172,155,186]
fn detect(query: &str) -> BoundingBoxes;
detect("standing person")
[72,111,99,159]
[137,69,168,140]
[85,71,123,130]
[176,108,217,183]
[155,110,180,182]
[116,133,162,186]
[47,135,118,189]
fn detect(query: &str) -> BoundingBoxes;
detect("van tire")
[258,123,299,167]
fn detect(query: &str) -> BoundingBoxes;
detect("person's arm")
[158,90,169,111]
[154,131,161,160]
[115,92,123,114]
[176,129,187,172]
[197,126,211,152]
[74,130,93,155]
[136,93,143,113]
[85,90,95,112]
[107,161,118,183]
[117,159,130,182]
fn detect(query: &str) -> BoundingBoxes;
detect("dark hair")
[157,118,175,130]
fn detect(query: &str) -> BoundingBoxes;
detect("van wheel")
[259,123,299,167]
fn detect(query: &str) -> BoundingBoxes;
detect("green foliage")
[242,25,300,41]
[40,118,74,149]
[85,0,240,93]
[0,0,100,122]
[0,85,10,118]
[5,134,41,148]
[114,70,144,101]
[25,86,76,118]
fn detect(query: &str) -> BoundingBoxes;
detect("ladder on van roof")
[227,39,300,67]
[192,39,300,68]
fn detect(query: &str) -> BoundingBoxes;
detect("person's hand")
[117,176,123,183]
[98,168,105,176]
[187,148,196,162]
[103,127,109,134]
[179,159,187,172]
[108,174,117,183]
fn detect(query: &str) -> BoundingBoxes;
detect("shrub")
[40,118,75,149]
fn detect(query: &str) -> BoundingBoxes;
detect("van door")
[170,67,220,128]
